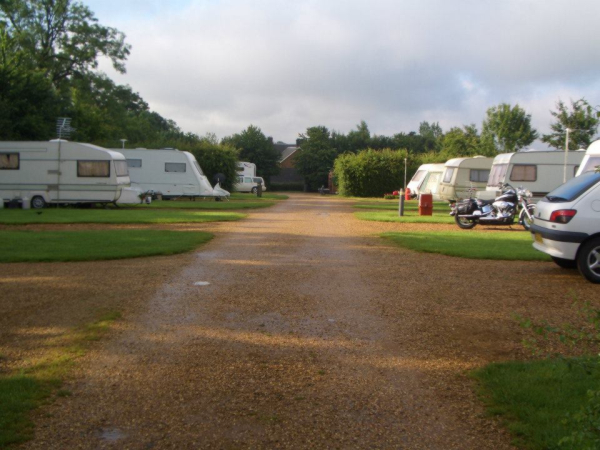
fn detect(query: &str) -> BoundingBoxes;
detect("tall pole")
[563,128,570,183]
[404,157,407,190]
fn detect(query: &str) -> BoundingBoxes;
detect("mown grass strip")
[0,312,121,448]
[0,230,213,262]
[357,211,455,224]
[473,358,600,449]
[0,209,245,225]
[354,201,450,212]
[131,200,274,210]
[230,193,288,200]
[381,230,550,261]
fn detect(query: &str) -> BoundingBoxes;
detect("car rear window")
[542,171,600,203]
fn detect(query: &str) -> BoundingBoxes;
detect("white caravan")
[118,148,229,198]
[481,150,586,200]
[407,163,445,200]
[438,156,494,201]
[237,161,256,177]
[576,140,600,176]
[0,140,139,208]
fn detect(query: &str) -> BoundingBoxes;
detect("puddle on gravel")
[99,428,127,442]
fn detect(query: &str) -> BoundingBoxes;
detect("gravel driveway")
[5,194,598,449]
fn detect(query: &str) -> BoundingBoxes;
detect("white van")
[407,163,444,200]
[438,156,494,201]
[0,140,139,208]
[235,176,267,193]
[575,140,600,176]
[118,148,228,199]
[482,150,585,200]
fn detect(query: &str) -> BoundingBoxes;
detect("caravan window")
[114,160,129,177]
[469,169,490,183]
[0,153,19,170]
[488,164,508,186]
[77,160,110,177]
[165,162,186,173]
[127,159,142,168]
[411,170,426,183]
[442,168,455,183]
[510,164,537,182]
[193,160,204,175]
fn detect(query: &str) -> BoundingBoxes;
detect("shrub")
[334,149,409,197]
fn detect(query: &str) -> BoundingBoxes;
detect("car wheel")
[455,214,476,229]
[551,256,577,269]
[577,238,600,283]
[31,196,46,209]
[251,187,257,194]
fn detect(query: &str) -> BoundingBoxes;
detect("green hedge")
[334,149,410,197]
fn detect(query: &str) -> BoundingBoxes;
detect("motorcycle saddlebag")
[456,199,476,214]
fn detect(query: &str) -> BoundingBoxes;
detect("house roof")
[279,146,299,163]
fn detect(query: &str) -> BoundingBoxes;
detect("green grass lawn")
[473,358,600,449]
[354,201,450,211]
[381,230,550,261]
[356,210,455,224]
[130,199,274,209]
[0,313,121,448]
[229,192,288,200]
[0,230,213,262]
[0,209,245,225]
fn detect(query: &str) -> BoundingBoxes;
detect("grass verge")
[229,193,288,200]
[357,211,455,224]
[0,209,245,225]
[381,230,550,261]
[0,230,213,262]
[0,312,121,448]
[473,358,600,449]
[354,201,450,211]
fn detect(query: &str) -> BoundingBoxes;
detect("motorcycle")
[449,183,536,230]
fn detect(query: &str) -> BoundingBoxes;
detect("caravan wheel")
[31,196,46,209]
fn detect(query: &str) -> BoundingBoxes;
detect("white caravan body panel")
[483,150,586,200]
[237,161,256,178]
[407,163,445,200]
[576,140,600,176]
[118,148,220,197]
[438,156,494,201]
[0,140,132,206]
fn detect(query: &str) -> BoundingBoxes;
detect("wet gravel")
[2,194,599,449]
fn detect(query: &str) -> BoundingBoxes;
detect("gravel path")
[6,194,598,449]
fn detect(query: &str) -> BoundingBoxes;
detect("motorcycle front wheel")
[455,215,476,229]
[520,204,536,231]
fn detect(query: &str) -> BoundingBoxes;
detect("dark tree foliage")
[221,125,280,182]
[295,126,337,191]
[542,99,599,150]
[0,0,130,86]
[482,103,538,152]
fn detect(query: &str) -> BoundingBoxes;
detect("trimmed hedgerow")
[334,149,410,197]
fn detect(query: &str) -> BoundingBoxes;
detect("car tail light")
[549,209,577,224]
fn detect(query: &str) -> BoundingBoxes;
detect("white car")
[235,176,267,193]
[530,170,600,283]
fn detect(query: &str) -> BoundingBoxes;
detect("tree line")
[1,1,599,192]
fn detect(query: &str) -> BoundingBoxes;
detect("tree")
[542,99,599,150]
[440,124,495,158]
[221,125,280,182]
[295,126,336,191]
[0,0,130,86]
[418,121,443,140]
[481,103,538,153]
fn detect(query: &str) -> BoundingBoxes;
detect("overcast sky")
[86,0,600,146]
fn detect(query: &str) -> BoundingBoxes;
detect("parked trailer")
[576,140,600,176]
[438,156,494,201]
[480,150,586,200]
[237,161,256,177]
[407,163,445,200]
[0,140,140,208]
[117,148,229,199]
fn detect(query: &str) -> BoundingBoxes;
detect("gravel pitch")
[2,193,599,449]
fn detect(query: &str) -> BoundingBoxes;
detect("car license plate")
[534,232,543,244]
